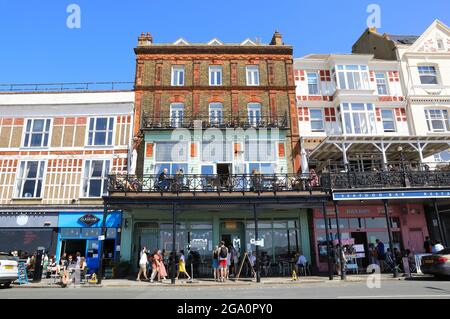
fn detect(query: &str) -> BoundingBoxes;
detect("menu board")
[18,262,28,285]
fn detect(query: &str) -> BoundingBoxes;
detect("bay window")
[335,65,370,90]
[341,103,376,135]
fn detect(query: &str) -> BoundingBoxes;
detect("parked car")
[0,253,18,288]
[421,248,450,279]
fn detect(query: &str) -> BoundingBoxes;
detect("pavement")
[2,275,450,299]
[10,273,408,289]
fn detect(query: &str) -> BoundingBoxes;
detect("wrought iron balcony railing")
[108,173,325,195]
[323,170,450,190]
[142,113,289,130]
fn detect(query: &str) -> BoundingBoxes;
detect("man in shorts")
[218,241,229,282]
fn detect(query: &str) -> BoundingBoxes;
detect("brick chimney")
[138,32,153,46]
[270,30,283,46]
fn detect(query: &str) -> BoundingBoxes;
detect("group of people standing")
[211,241,240,282]
[137,247,192,282]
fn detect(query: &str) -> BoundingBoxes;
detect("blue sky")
[0,0,449,84]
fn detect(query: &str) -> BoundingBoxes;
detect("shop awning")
[308,135,450,163]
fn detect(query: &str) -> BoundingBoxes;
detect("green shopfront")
[118,206,311,277]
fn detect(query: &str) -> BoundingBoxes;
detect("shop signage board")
[17,262,28,285]
[79,214,100,226]
[333,190,450,201]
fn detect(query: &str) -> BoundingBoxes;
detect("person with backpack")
[218,242,229,282]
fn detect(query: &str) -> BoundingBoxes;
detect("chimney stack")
[270,30,283,46]
[138,32,153,46]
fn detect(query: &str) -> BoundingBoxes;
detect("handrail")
[323,170,450,190]
[0,82,134,92]
[107,173,325,195]
[142,113,289,129]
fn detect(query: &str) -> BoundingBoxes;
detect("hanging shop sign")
[78,214,100,227]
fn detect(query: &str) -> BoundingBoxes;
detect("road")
[1,277,450,299]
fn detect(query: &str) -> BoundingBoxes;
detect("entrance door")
[409,230,425,253]
[217,163,232,188]
[61,239,86,259]
[351,232,369,267]
[85,240,100,271]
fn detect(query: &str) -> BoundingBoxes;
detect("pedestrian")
[212,246,219,282]
[150,249,161,283]
[375,239,386,271]
[424,236,433,253]
[75,251,81,267]
[158,250,168,280]
[226,246,232,279]
[59,255,69,287]
[137,247,149,281]
[218,242,228,282]
[432,240,445,253]
[295,251,308,276]
[176,250,191,281]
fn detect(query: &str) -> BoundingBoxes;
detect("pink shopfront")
[312,203,429,272]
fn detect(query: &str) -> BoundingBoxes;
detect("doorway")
[217,163,232,188]
[351,232,369,267]
[61,239,86,258]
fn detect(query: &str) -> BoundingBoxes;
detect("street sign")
[98,235,105,241]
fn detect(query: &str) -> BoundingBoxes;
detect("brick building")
[107,32,328,278]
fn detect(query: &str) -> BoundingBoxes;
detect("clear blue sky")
[0,0,449,84]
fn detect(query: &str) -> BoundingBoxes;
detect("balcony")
[107,173,326,196]
[323,168,450,191]
[142,113,289,130]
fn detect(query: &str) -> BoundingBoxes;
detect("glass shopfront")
[134,217,302,277]
[56,212,122,273]
[313,204,428,272]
